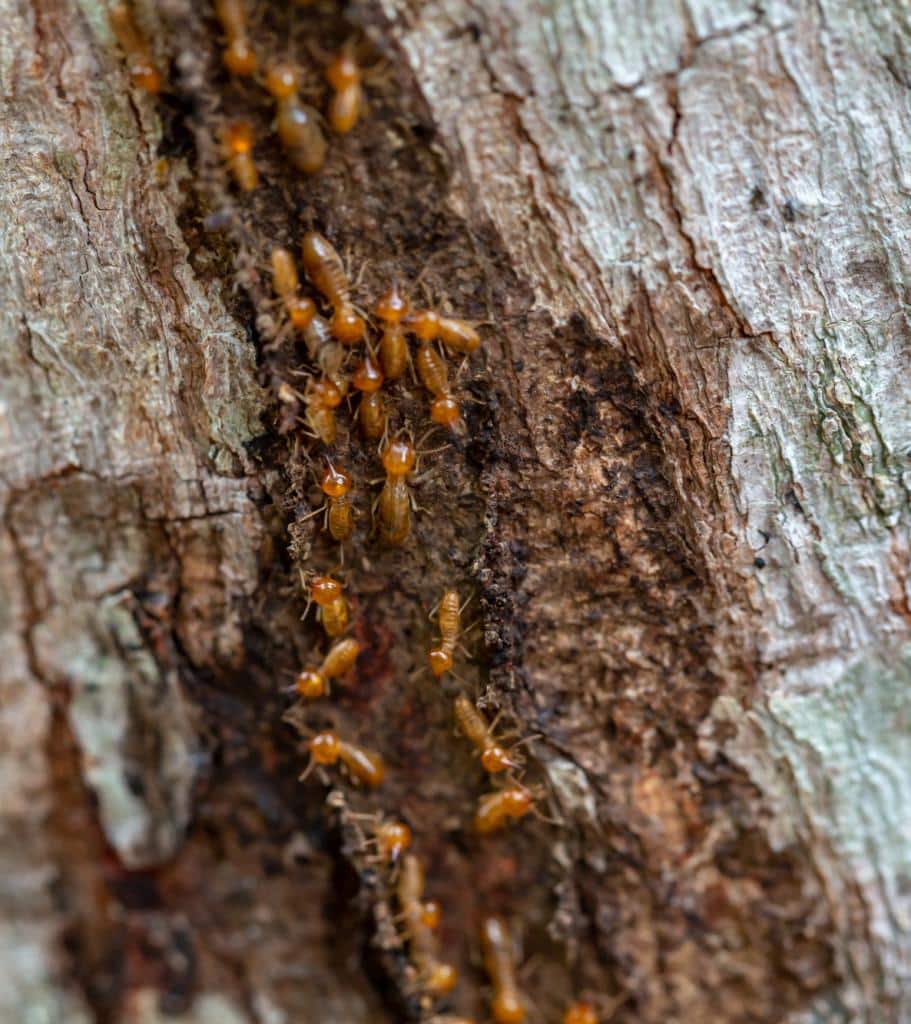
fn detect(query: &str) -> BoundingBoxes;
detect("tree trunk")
[3,1,908,1022]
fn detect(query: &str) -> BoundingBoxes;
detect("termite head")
[492,992,525,1024]
[321,465,352,499]
[224,38,257,76]
[425,961,458,996]
[223,120,254,155]
[309,730,341,764]
[377,820,412,862]
[326,49,360,90]
[295,669,327,699]
[427,646,453,677]
[311,575,343,606]
[288,297,317,329]
[382,439,416,476]
[352,356,384,393]
[331,306,366,344]
[404,308,440,341]
[564,1003,598,1024]
[481,746,518,774]
[309,377,343,409]
[374,284,410,323]
[430,395,461,428]
[502,787,533,818]
[420,900,442,930]
[131,61,162,94]
[265,62,300,99]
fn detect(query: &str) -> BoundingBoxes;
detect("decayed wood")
[2,0,909,1021]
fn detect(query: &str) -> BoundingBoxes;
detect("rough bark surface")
[1,1,908,1023]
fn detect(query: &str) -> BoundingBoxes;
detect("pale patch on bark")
[0,0,264,1011]
[124,989,250,1024]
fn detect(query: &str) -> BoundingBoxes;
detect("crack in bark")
[650,85,763,347]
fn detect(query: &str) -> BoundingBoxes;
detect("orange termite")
[271,248,317,330]
[406,308,481,355]
[378,439,415,546]
[375,820,412,863]
[374,284,410,380]
[473,787,533,835]
[438,317,481,354]
[301,232,365,344]
[564,1003,598,1024]
[352,355,386,441]
[303,730,384,787]
[453,695,520,774]
[321,464,354,541]
[222,121,259,192]
[325,45,365,134]
[310,575,349,637]
[398,855,458,996]
[295,637,362,699]
[110,4,162,94]
[415,343,462,430]
[305,377,343,445]
[415,342,450,396]
[480,917,525,1024]
[265,64,327,174]
[428,589,461,677]
[213,0,257,76]
[429,395,461,429]
[302,313,347,389]
[420,900,442,930]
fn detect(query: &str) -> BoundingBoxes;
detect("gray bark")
[1,0,909,1022]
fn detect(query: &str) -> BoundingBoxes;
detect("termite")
[473,787,533,835]
[415,343,462,430]
[305,377,343,445]
[420,900,442,930]
[321,464,354,541]
[377,439,416,546]
[110,3,162,94]
[406,308,482,355]
[295,637,362,699]
[481,917,525,1023]
[302,730,385,787]
[352,355,386,441]
[222,121,259,192]
[265,64,327,175]
[303,314,347,390]
[438,317,481,354]
[427,589,462,677]
[564,1003,598,1024]
[325,44,365,134]
[271,248,317,330]
[213,0,257,76]
[398,855,458,997]
[300,232,365,344]
[375,820,412,863]
[310,574,349,637]
[453,695,521,774]
[429,395,461,430]
[374,283,410,380]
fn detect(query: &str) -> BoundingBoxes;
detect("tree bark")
[2,1,908,1022]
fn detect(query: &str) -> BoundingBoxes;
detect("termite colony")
[112,1,601,1021]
